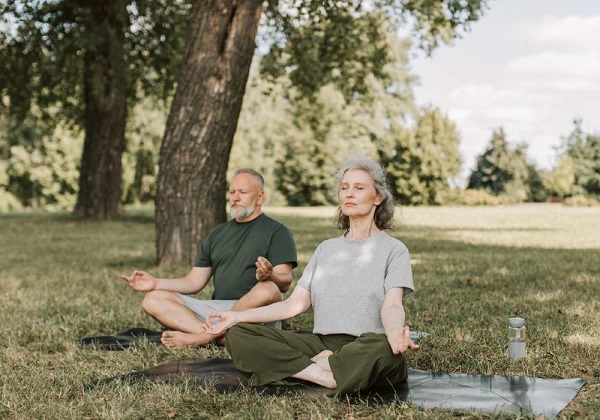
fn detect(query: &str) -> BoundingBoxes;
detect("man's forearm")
[265,270,293,292]
[154,278,198,294]
[154,268,210,294]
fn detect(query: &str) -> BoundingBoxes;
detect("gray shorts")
[177,294,282,329]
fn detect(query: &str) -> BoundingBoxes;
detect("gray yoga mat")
[89,358,584,419]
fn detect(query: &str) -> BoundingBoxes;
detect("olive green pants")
[225,323,408,395]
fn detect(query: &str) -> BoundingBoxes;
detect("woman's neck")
[345,218,381,240]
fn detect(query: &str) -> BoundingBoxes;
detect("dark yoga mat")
[80,327,163,350]
[89,358,585,419]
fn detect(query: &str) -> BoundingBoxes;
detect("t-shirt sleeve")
[267,226,298,268]
[194,231,214,267]
[297,244,321,291]
[384,243,414,298]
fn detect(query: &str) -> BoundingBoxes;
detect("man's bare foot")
[311,350,333,372]
[161,331,216,349]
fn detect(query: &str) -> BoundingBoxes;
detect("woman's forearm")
[381,304,406,337]
[235,298,305,324]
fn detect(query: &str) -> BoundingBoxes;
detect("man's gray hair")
[233,168,265,189]
[332,158,395,231]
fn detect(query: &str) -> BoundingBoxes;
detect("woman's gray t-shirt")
[297,231,414,337]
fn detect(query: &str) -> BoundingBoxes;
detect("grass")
[0,204,598,419]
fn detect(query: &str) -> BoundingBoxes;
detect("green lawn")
[0,204,598,419]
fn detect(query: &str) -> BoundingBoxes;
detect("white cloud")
[526,15,600,50]
[508,50,600,78]
[510,15,600,85]
[440,83,564,172]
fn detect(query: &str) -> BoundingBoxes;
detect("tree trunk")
[156,0,263,266]
[73,0,128,219]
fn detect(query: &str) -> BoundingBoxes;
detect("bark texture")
[73,0,128,219]
[156,0,263,266]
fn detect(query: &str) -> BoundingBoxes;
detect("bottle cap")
[508,317,525,328]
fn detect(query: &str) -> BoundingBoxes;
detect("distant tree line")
[2,65,598,213]
[466,121,599,206]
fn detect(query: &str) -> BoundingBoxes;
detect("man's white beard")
[229,203,255,219]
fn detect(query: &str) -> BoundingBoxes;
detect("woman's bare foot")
[311,350,333,362]
[311,350,333,372]
[161,330,216,348]
[292,363,337,389]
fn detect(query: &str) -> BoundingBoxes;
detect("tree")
[158,0,489,265]
[542,156,575,198]
[2,115,82,209]
[526,162,547,203]
[468,128,537,202]
[381,106,462,205]
[274,85,379,206]
[468,128,513,195]
[0,0,189,218]
[562,119,600,196]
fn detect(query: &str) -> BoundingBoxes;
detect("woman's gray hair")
[332,158,395,231]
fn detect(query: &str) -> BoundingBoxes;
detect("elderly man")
[121,169,297,348]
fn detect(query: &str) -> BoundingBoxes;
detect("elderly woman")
[206,158,418,395]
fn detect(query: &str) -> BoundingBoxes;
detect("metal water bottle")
[508,317,527,359]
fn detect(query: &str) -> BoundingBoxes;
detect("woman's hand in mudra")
[205,311,239,335]
[388,326,420,355]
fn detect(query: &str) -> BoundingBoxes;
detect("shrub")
[0,188,23,212]
[563,194,599,207]
[463,189,500,205]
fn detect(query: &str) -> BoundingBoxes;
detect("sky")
[409,0,600,180]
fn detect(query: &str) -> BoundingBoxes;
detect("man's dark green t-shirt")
[194,214,297,300]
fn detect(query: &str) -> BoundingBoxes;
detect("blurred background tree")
[467,127,545,203]
[0,0,189,218]
[380,106,462,205]
[562,119,600,197]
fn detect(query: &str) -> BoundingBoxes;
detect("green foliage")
[0,160,22,212]
[562,119,600,196]
[563,194,600,207]
[0,0,189,123]
[526,163,547,202]
[0,99,166,210]
[262,8,392,100]
[233,32,415,206]
[542,156,576,198]
[467,128,543,202]
[0,113,82,209]
[261,0,489,101]
[233,33,465,207]
[0,188,22,212]
[122,98,167,204]
[462,188,500,205]
[468,128,513,194]
[229,68,292,206]
[380,106,462,205]
[274,85,378,206]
